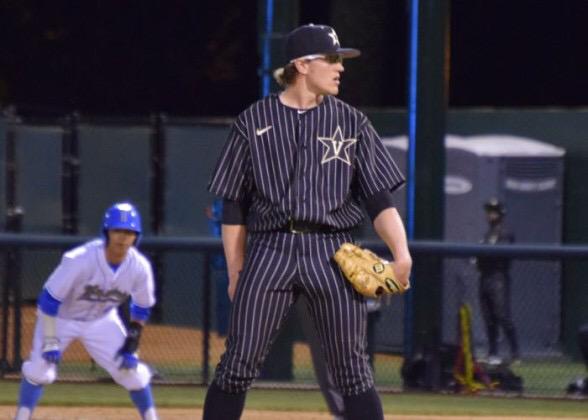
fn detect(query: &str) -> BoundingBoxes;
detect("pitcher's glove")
[333,243,410,298]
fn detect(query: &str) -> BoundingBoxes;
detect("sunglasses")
[299,54,344,64]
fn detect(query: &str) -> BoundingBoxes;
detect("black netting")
[1,239,587,399]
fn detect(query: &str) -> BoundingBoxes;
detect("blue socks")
[17,378,44,410]
[17,378,157,420]
[129,386,155,418]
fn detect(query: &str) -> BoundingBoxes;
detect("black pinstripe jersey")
[208,93,405,232]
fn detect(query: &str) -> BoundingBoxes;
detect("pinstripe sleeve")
[355,119,405,199]
[208,122,252,201]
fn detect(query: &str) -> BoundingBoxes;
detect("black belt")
[277,219,342,234]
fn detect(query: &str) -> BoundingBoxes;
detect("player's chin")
[114,243,132,252]
[327,85,340,96]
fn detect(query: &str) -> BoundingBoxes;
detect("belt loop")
[289,218,301,234]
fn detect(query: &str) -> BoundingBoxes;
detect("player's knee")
[22,360,57,385]
[214,368,253,393]
[111,363,152,390]
[211,351,257,393]
[330,360,374,396]
[215,378,251,394]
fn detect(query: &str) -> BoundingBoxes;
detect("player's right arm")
[37,288,62,364]
[222,224,247,301]
[220,197,250,301]
[207,119,252,301]
[38,246,88,363]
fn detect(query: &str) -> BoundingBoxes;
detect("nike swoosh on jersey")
[256,126,273,136]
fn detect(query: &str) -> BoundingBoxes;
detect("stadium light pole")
[258,0,299,97]
[405,0,420,360]
[260,0,275,97]
[404,0,450,389]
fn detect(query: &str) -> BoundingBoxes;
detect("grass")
[512,359,586,395]
[31,355,584,397]
[1,380,587,417]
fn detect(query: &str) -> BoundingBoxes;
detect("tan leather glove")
[333,243,410,298]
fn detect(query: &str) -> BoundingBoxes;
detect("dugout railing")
[0,233,587,398]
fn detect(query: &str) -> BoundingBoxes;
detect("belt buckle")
[289,218,302,234]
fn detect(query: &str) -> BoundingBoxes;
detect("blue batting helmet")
[102,202,142,245]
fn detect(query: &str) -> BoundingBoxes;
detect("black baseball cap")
[285,24,361,63]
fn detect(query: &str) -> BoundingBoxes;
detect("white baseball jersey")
[45,239,156,321]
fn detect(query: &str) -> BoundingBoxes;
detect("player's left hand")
[116,321,144,370]
[117,351,139,370]
[116,321,143,369]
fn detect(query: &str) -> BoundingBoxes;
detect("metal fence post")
[202,251,211,385]
[7,210,23,369]
[62,112,80,234]
[150,113,166,323]
[0,275,8,375]
[1,107,24,372]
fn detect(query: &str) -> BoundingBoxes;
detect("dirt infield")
[0,406,579,420]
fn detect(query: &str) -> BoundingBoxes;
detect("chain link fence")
[1,234,587,399]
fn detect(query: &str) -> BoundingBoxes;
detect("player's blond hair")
[273,63,298,87]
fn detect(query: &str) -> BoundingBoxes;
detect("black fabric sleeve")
[118,321,143,354]
[222,199,250,225]
[355,119,405,199]
[364,190,396,221]
[207,121,252,201]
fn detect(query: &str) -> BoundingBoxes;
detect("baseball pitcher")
[202,24,411,420]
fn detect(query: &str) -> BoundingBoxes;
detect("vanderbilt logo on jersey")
[318,126,357,166]
[78,285,129,304]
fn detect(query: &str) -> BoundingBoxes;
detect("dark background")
[0,0,586,116]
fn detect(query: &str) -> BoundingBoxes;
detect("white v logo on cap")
[328,29,340,46]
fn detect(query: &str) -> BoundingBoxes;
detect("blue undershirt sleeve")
[130,301,151,322]
[38,288,62,316]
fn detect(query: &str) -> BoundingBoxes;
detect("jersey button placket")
[293,113,305,218]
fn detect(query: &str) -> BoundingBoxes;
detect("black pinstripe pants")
[213,230,374,396]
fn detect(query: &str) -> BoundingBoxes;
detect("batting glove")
[117,352,139,370]
[116,321,143,370]
[42,337,61,364]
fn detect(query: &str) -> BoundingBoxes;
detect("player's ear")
[293,59,310,75]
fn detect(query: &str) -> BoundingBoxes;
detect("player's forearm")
[222,224,248,300]
[38,288,61,339]
[372,208,412,279]
[222,224,248,274]
[40,311,57,339]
